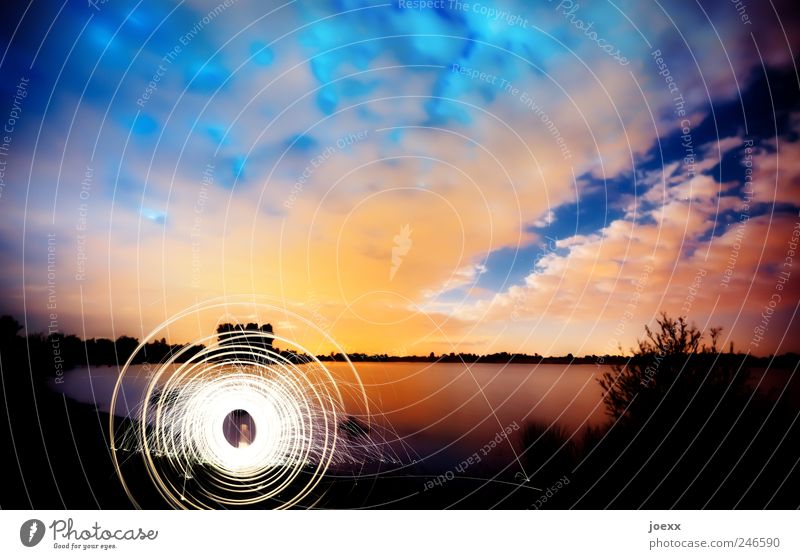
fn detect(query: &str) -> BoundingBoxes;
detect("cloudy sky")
[0,0,798,356]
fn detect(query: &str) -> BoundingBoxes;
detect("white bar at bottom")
[1,510,797,558]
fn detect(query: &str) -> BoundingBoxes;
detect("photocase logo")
[390,224,413,281]
[20,519,45,547]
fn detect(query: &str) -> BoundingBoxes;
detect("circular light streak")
[109,298,377,509]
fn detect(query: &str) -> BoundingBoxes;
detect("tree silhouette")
[216,322,275,361]
[0,315,22,342]
[598,313,747,423]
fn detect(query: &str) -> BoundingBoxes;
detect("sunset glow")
[1,1,798,356]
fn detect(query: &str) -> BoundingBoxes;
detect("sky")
[0,0,799,356]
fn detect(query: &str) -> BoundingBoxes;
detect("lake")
[54,361,613,472]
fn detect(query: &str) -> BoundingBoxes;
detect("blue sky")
[1,0,799,355]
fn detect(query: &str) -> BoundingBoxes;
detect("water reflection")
[55,362,610,466]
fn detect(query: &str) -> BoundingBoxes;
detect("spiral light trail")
[109,299,388,509]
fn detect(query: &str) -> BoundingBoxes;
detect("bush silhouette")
[598,313,747,424]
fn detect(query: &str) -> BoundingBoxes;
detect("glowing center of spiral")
[223,409,257,448]
[190,375,292,475]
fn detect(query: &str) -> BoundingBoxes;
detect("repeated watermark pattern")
[136,0,238,108]
[190,163,215,289]
[74,165,93,283]
[750,217,798,350]
[390,224,413,281]
[530,475,570,509]
[0,76,29,202]
[284,130,369,209]
[423,421,520,490]
[452,63,572,160]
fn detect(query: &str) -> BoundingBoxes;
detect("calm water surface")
[55,362,612,466]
